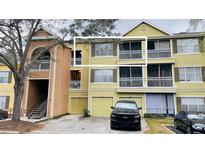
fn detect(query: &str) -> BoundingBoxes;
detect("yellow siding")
[124,23,169,37]
[92,97,113,117]
[70,97,88,114]
[0,65,14,111]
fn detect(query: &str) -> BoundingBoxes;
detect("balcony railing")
[148,49,171,58]
[71,58,81,65]
[119,50,142,59]
[148,77,173,87]
[120,77,143,87]
[31,60,50,70]
[70,80,81,89]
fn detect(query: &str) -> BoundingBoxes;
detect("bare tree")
[0,19,118,122]
[188,19,205,32]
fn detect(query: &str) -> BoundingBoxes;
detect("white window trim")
[0,71,10,84]
[94,69,114,83]
[0,96,7,110]
[179,66,203,83]
[176,38,200,54]
[94,43,114,57]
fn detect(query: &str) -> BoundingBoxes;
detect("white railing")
[120,77,143,87]
[119,50,142,59]
[71,58,81,65]
[148,49,171,58]
[148,77,173,87]
[31,60,50,70]
[70,80,81,89]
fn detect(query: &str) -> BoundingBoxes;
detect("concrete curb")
[0,131,19,134]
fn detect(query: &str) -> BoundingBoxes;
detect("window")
[181,97,205,112]
[0,96,7,110]
[177,39,199,53]
[119,42,141,51]
[95,43,113,56]
[179,67,202,82]
[94,70,113,82]
[148,40,170,50]
[0,72,9,83]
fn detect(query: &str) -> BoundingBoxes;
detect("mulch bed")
[0,120,44,133]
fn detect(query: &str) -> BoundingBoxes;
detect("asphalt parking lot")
[31,115,150,134]
[165,125,184,134]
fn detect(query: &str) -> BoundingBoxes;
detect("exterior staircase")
[28,99,47,119]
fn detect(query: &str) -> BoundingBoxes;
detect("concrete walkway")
[31,115,150,134]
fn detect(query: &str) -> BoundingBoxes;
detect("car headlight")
[192,124,204,130]
[134,115,140,118]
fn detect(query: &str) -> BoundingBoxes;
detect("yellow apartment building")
[0,21,205,118]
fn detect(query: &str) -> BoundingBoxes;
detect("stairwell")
[28,99,47,119]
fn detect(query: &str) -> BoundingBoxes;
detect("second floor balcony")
[119,50,142,59]
[31,60,50,71]
[120,77,143,87]
[70,80,81,89]
[147,77,173,87]
[148,49,171,58]
[71,58,81,65]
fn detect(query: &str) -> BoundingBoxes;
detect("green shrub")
[83,109,90,117]
[144,113,165,119]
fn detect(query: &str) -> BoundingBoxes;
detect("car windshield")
[187,113,205,120]
[115,102,137,110]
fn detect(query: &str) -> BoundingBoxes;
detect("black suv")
[110,100,142,130]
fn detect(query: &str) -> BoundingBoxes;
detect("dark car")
[174,111,205,134]
[110,100,142,130]
[0,109,8,120]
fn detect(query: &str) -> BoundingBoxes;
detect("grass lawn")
[144,118,174,134]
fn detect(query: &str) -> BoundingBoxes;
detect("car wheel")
[186,126,192,134]
[110,122,115,130]
[174,121,178,129]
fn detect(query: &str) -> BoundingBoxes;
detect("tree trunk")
[12,78,25,122]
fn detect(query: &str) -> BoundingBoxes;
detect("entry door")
[146,94,174,115]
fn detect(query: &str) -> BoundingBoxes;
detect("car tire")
[186,126,192,134]
[110,122,116,130]
[174,121,178,129]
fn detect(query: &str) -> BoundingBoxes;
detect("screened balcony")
[30,48,50,71]
[71,50,82,65]
[119,67,143,87]
[70,70,81,89]
[148,40,171,58]
[119,41,142,59]
[147,64,173,87]
[31,60,50,70]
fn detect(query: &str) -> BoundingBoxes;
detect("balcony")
[71,58,81,65]
[147,77,173,87]
[31,60,50,71]
[70,80,81,89]
[119,50,142,59]
[148,49,171,58]
[120,77,143,87]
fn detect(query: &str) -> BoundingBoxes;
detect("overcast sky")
[115,19,191,34]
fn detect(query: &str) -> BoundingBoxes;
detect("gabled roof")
[31,26,61,40]
[122,20,171,36]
